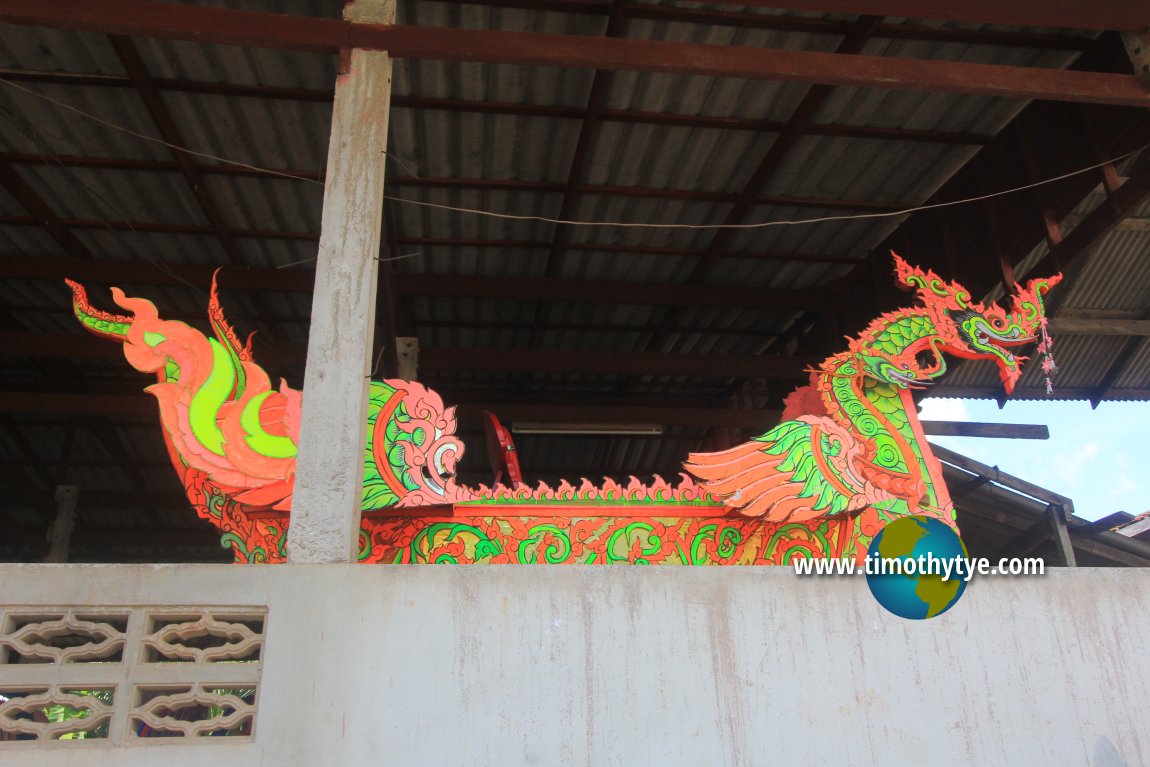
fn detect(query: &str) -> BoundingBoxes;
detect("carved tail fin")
[66,279,133,342]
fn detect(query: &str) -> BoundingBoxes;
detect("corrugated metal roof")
[0,1,1145,562]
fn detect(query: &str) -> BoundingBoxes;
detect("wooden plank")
[0,70,991,144]
[2,1,1148,105]
[0,253,314,291]
[930,442,1075,509]
[1116,516,1150,538]
[722,0,1150,31]
[0,390,781,430]
[919,420,1050,439]
[1049,318,1150,336]
[0,331,811,379]
[356,25,1150,107]
[0,255,837,308]
[0,0,346,53]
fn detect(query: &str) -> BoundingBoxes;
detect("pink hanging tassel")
[1038,316,1057,395]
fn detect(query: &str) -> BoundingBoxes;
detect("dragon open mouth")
[975,328,1033,362]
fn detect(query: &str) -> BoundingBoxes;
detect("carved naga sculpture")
[66,254,1059,564]
[686,253,1061,528]
[66,277,475,517]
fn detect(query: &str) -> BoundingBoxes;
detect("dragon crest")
[685,253,1061,527]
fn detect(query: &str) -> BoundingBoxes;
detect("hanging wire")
[1,75,1145,234]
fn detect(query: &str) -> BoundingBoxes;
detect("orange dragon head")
[891,252,1061,393]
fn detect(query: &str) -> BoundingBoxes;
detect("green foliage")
[43,689,114,740]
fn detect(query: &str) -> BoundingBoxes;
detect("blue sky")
[919,397,1150,522]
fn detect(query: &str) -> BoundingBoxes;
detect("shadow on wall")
[1094,735,1129,767]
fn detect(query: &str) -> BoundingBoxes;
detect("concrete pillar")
[396,336,419,381]
[43,484,78,563]
[288,0,395,563]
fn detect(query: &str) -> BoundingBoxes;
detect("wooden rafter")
[0,155,908,212]
[107,35,238,266]
[699,0,1150,31]
[0,254,838,309]
[1089,337,1148,407]
[0,332,816,380]
[643,15,878,362]
[0,69,994,146]
[690,16,882,284]
[0,156,91,259]
[541,0,627,283]
[0,390,788,429]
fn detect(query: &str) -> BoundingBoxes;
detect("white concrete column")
[288,0,395,563]
[43,485,78,563]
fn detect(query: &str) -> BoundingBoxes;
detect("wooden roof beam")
[0,69,996,145]
[1089,336,1147,408]
[392,237,861,264]
[689,16,881,284]
[0,335,817,379]
[415,0,1138,35]
[0,252,315,291]
[641,15,878,360]
[420,346,816,379]
[1031,151,1150,279]
[0,155,906,211]
[107,35,239,266]
[0,155,92,259]
[1,2,1147,105]
[541,0,629,284]
[711,0,1149,31]
[0,391,786,430]
[17,263,833,312]
[395,273,837,310]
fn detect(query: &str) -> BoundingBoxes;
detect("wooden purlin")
[0,392,789,431]
[690,15,882,285]
[1,1,1149,105]
[0,335,815,380]
[0,70,995,146]
[385,0,1106,44]
[0,253,836,308]
[705,0,1150,31]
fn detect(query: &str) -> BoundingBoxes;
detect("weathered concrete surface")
[287,41,393,564]
[3,564,1149,766]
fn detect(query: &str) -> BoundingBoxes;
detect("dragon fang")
[67,254,1059,565]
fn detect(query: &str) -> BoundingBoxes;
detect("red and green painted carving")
[67,254,1059,565]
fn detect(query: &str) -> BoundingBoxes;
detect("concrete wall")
[2,564,1148,766]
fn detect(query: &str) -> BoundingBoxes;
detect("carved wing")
[684,416,891,522]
